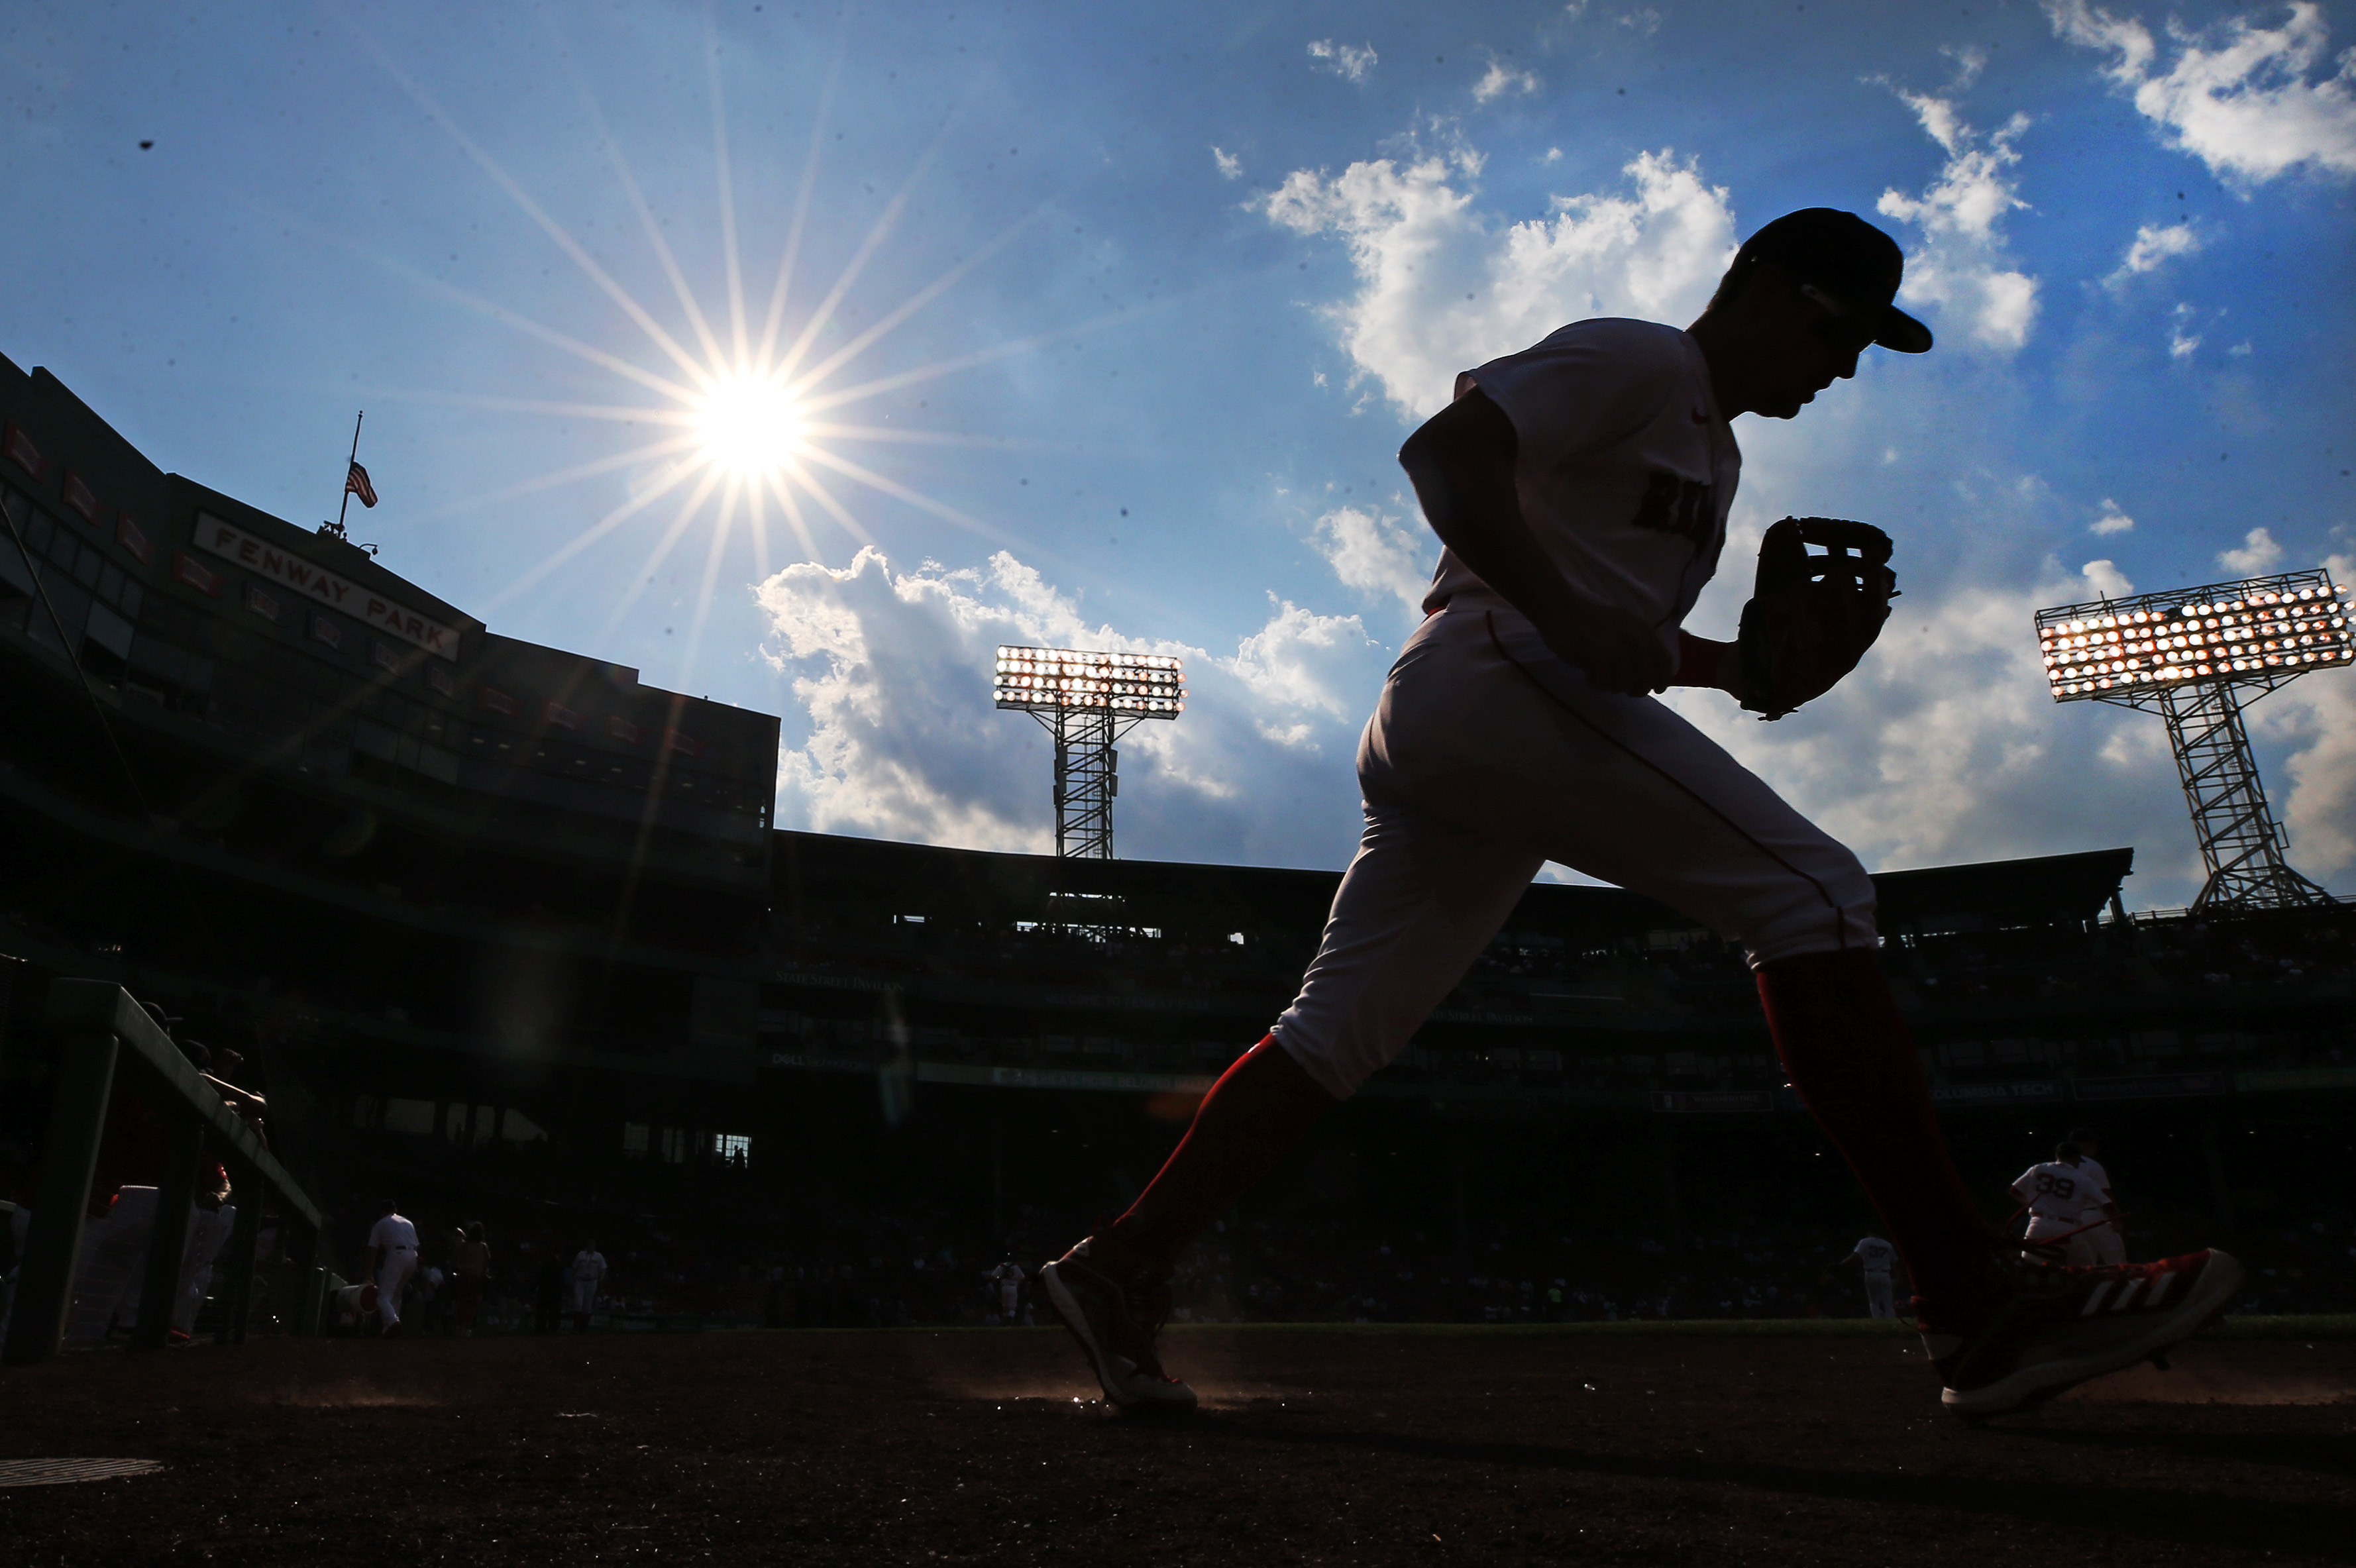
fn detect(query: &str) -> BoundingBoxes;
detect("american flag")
[345,460,378,508]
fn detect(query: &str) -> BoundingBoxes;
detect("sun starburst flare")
[335,9,1088,678]
[694,374,807,479]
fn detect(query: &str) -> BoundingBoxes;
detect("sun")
[370,21,1082,649]
[694,373,804,478]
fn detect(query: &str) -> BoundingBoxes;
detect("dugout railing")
[2,978,325,1365]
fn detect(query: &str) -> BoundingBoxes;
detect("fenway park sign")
[193,514,460,660]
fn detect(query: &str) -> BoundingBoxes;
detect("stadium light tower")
[2035,567,2352,911]
[994,646,1185,858]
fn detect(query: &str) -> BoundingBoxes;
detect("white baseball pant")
[570,1279,600,1315]
[1272,600,1877,1098]
[2022,1217,2100,1267]
[376,1248,417,1330]
[1864,1275,1896,1319]
[2085,1222,2126,1267]
[66,1186,158,1343]
[174,1205,235,1335]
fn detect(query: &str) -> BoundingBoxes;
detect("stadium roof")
[771,833,2135,945]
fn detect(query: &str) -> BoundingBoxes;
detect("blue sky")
[5,0,2353,906]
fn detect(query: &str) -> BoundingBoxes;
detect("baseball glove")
[1735,517,1897,719]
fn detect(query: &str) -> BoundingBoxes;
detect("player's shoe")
[1921,1248,2243,1416]
[1040,1237,1197,1413]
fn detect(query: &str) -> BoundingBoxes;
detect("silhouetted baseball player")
[1040,208,2240,1418]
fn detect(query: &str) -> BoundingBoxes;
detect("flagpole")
[335,411,364,533]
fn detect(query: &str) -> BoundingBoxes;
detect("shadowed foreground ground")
[3,1324,2351,1565]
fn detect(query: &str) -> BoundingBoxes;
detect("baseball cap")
[1734,208,1933,354]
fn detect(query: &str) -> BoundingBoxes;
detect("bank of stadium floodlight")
[2035,568,2352,912]
[994,647,1185,858]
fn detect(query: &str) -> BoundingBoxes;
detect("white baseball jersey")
[1267,313,1876,1100]
[2013,1161,2102,1222]
[1433,318,1739,663]
[571,1250,608,1282]
[368,1214,419,1253]
[1850,1237,1897,1277]
[989,1262,1025,1298]
[2076,1157,2115,1205]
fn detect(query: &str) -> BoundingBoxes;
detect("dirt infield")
[3,1325,2351,1566]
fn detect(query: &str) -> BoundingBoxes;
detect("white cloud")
[1658,574,2192,884]
[2082,558,2136,597]
[1212,146,1242,181]
[2104,219,2203,286]
[1263,140,1735,417]
[2046,0,2356,183]
[1474,60,1541,103]
[756,548,1385,866]
[1618,7,1665,35]
[1311,504,1434,622]
[1876,89,2042,352]
[2092,498,2136,535]
[2218,524,2283,572]
[1308,39,1379,83]
[2245,575,2356,882]
[2268,672,2356,885]
[2167,299,2203,357]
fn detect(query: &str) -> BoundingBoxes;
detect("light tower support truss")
[2034,568,2351,912]
[994,646,1185,859]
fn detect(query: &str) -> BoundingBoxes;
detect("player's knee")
[1270,1023,1381,1101]
[1740,846,1877,967]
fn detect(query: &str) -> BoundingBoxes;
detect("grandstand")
[2,350,2351,1338]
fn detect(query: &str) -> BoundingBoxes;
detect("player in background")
[987,1257,1027,1326]
[1038,208,2241,1418]
[2069,1126,2127,1265]
[1839,1233,1901,1319]
[452,1222,491,1337]
[568,1240,608,1332]
[2011,1143,2117,1267]
[364,1200,420,1338]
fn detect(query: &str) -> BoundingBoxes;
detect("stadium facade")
[3,352,2351,1280]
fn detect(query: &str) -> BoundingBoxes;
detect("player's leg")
[1377,614,1997,1310]
[1458,621,2239,1411]
[377,1253,412,1333]
[2087,1223,2127,1267]
[67,1186,158,1343]
[1097,805,1539,1268]
[172,1204,233,1337]
[1044,800,1540,1408]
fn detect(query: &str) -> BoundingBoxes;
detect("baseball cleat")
[1040,1237,1197,1413]
[1923,1249,2243,1416]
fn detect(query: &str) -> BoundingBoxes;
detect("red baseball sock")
[1756,949,1998,1308]
[1102,1035,1337,1269]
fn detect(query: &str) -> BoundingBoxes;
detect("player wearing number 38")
[1039,209,2241,1419]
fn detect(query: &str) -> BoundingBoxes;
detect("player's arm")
[1672,632,1744,697]
[1397,388,1674,696]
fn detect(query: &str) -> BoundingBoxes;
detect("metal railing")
[3,980,325,1364]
